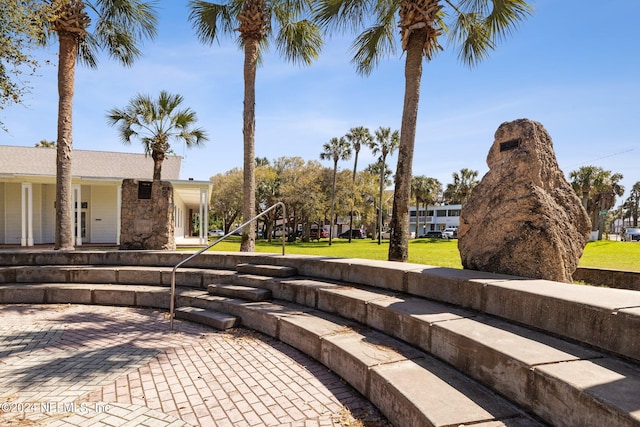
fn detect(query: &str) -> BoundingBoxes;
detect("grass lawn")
[202,237,640,272]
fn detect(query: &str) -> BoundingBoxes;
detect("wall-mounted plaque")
[500,138,521,152]
[138,181,152,199]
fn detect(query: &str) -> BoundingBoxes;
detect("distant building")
[410,204,461,236]
[0,145,211,247]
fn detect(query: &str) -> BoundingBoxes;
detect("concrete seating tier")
[1,250,639,426]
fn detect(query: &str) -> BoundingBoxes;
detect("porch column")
[199,187,208,244]
[116,184,122,245]
[21,183,34,246]
[72,185,82,246]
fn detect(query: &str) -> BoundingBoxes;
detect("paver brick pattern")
[0,304,387,426]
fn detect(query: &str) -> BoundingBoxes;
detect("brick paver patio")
[0,304,387,426]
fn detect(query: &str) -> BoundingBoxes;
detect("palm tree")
[569,165,600,211]
[623,181,640,227]
[189,0,323,252]
[369,127,399,244]
[345,126,372,242]
[443,168,479,205]
[411,175,428,236]
[106,91,208,180]
[411,175,441,236]
[569,166,625,237]
[35,139,56,148]
[43,0,157,250]
[320,137,352,245]
[315,0,533,261]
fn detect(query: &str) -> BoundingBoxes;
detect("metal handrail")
[169,201,287,330]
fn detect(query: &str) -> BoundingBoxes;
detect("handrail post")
[169,201,286,330]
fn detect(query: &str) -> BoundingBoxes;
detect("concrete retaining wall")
[574,267,640,291]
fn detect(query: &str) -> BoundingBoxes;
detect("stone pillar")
[119,179,175,250]
[458,119,591,283]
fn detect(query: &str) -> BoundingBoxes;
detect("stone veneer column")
[119,179,175,250]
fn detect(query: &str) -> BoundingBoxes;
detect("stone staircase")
[1,250,639,427]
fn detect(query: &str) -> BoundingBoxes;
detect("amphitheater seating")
[1,250,639,427]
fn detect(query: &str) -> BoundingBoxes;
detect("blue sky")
[2,0,639,201]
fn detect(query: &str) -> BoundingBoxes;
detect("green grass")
[578,240,640,272]
[200,237,640,272]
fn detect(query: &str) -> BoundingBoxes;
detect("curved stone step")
[0,282,171,308]
[174,306,239,330]
[207,283,271,301]
[236,263,298,277]
[0,265,230,289]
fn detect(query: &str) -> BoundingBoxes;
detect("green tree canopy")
[210,168,244,233]
[0,0,50,129]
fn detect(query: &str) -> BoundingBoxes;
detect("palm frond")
[351,22,396,76]
[76,34,99,68]
[271,0,306,22]
[89,0,158,65]
[276,20,323,65]
[456,0,532,39]
[313,0,379,33]
[93,0,158,40]
[451,12,493,65]
[188,0,238,45]
[95,21,142,66]
[450,0,532,66]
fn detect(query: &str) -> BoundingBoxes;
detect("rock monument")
[120,179,175,250]
[458,119,591,283]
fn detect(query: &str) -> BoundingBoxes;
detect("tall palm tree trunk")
[329,162,337,246]
[378,161,384,245]
[349,150,359,243]
[152,150,164,181]
[54,32,78,250]
[389,29,427,261]
[415,195,421,237]
[240,38,259,252]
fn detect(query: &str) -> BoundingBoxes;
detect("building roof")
[0,145,182,180]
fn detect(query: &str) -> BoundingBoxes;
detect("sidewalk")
[0,304,387,426]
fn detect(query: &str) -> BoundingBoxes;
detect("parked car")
[208,229,224,237]
[421,230,446,239]
[442,228,458,239]
[339,229,365,239]
[379,230,415,239]
[310,228,329,240]
[273,225,293,238]
[623,227,640,242]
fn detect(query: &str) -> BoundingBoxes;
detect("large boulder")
[458,119,591,283]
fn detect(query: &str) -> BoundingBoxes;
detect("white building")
[409,204,461,236]
[0,145,211,247]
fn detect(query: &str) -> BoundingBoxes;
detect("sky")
[1,0,639,202]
